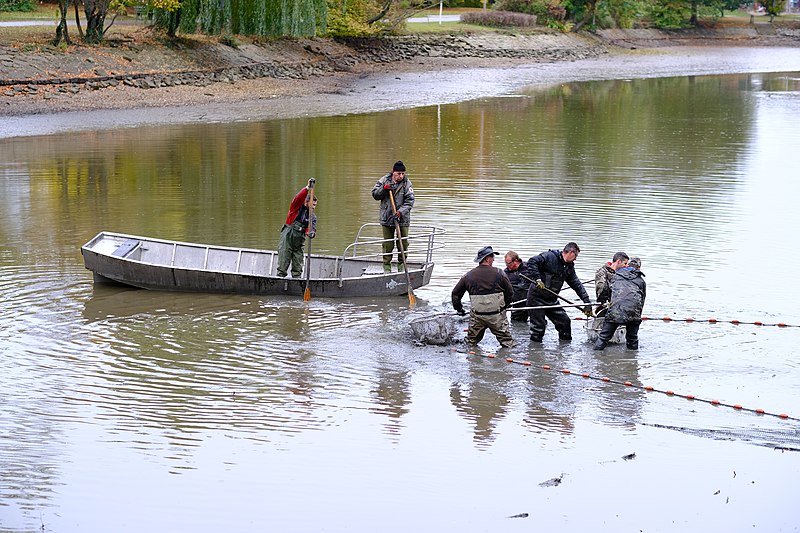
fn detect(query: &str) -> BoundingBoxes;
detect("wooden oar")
[303,178,316,302]
[388,189,416,307]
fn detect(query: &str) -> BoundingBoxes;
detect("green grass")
[0,0,140,21]
[0,6,58,20]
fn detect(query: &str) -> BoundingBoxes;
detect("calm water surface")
[2,68,800,532]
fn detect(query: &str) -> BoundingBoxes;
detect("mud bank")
[1,27,799,138]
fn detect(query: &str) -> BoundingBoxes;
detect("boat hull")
[81,230,438,298]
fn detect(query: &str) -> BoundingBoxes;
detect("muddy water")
[2,62,800,532]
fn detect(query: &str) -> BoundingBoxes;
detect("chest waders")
[465,271,513,348]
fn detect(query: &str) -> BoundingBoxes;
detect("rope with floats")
[506,300,800,327]
[572,316,800,328]
[457,349,798,422]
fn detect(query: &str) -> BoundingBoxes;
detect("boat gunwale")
[81,225,444,282]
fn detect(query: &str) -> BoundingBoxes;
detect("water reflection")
[2,69,800,532]
[371,363,411,438]
[449,356,514,448]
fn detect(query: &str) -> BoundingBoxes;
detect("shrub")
[0,0,35,12]
[646,0,690,28]
[493,0,566,23]
[461,10,538,25]
[325,0,383,36]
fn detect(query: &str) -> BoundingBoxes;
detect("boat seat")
[112,238,140,258]
[362,265,387,276]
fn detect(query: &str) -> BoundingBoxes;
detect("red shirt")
[284,187,309,225]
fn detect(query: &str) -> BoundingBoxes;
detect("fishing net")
[409,313,463,345]
[585,316,626,344]
[644,423,800,451]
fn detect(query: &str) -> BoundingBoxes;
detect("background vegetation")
[1,0,797,45]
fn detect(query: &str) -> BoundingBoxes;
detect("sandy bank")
[2,27,800,138]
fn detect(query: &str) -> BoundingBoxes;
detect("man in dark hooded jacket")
[371,160,415,273]
[594,257,646,351]
[525,242,593,342]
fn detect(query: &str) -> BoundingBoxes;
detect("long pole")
[519,273,575,305]
[389,189,416,307]
[508,302,596,312]
[303,178,316,302]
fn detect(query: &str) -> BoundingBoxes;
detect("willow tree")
[171,0,327,36]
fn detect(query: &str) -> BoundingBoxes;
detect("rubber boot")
[593,339,607,351]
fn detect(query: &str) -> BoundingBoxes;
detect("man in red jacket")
[277,179,317,278]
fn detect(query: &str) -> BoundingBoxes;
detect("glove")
[583,305,593,317]
[535,279,545,290]
[307,178,315,188]
[383,183,392,190]
[456,309,466,316]
[308,231,316,239]
[394,211,402,221]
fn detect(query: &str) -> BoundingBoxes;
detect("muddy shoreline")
[2,28,800,138]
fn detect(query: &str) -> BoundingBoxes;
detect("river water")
[2,51,800,532]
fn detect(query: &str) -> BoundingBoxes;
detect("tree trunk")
[52,0,72,46]
[74,0,85,40]
[84,0,109,43]
[572,0,596,31]
[167,9,182,38]
[367,0,393,24]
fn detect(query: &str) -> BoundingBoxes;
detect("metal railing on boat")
[335,223,446,283]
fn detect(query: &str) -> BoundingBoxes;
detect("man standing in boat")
[452,246,514,349]
[277,179,317,278]
[594,257,646,351]
[371,160,415,274]
[594,251,629,316]
[526,242,593,342]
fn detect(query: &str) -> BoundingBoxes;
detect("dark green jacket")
[371,173,414,228]
[606,267,647,323]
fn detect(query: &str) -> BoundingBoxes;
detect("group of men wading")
[452,243,647,351]
[277,160,646,351]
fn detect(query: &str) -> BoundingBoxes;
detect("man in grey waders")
[452,246,514,348]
